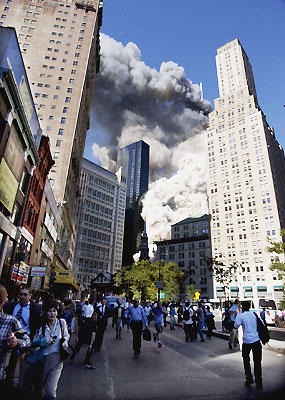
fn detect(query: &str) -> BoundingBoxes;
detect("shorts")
[155,323,163,333]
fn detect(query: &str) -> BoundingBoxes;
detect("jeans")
[229,327,238,346]
[130,320,143,353]
[116,318,123,338]
[242,340,262,384]
[198,320,204,340]
[170,315,176,330]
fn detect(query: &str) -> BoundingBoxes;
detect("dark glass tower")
[117,140,149,266]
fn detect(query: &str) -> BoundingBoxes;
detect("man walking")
[152,301,168,348]
[182,301,194,342]
[113,300,125,339]
[196,302,205,342]
[228,299,240,349]
[0,285,30,393]
[124,299,148,356]
[234,301,263,390]
[94,298,110,351]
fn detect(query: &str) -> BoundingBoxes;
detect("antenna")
[200,82,204,100]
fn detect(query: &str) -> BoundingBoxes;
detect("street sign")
[31,266,46,277]
[156,280,163,290]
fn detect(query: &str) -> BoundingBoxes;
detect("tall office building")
[73,158,126,289]
[207,38,285,305]
[0,0,103,268]
[117,140,149,266]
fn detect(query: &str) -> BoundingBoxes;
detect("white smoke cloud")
[141,152,208,248]
[91,34,211,244]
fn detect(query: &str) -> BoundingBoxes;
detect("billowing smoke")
[91,34,212,244]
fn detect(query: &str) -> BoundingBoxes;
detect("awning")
[230,286,239,291]
[273,286,283,290]
[243,286,253,291]
[216,287,225,291]
[257,286,267,291]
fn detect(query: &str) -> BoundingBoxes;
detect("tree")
[266,229,285,307]
[113,260,183,302]
[206,257,241,301]
[266,229,285,280]
[187,284,199,302]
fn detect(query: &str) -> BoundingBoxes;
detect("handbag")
[59,319,70,360]
[142,327,151,341]
[254,313,270,345]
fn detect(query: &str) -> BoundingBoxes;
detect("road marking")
[103,344,116,400]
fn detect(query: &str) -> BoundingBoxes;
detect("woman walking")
[33,301,69,399]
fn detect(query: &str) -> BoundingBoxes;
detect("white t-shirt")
[82,303,94,318]
[234,311,260,344]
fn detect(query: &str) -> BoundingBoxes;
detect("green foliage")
[113,260,184,302]
[266,229,285,280]
[206,257,241,295]
[187,284,198,301]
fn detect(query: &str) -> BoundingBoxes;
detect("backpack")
[254,312,270,345]
[183,308,190,321]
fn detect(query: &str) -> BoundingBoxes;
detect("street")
[58,323,285,400]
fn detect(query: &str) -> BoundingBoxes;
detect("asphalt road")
[57,323,285,400]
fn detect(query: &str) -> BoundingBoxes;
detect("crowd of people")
[0,284,271,398]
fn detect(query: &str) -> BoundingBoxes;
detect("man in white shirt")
[81,299,94,319]
[234,301,263,390]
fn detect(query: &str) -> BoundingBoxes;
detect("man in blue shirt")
[125,298,148,355]
[152,301,168,348]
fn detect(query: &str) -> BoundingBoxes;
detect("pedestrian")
[58,302,72,335]
[196,302,205,342]
[169,302,177,330]
[228,299,240,350]
[4,285,42,340]
[162,302,168,327]
[191,305,198,339]
[234,301,263,390]
[124,298,148,356]
[32,301,69,399]
[152,301,168,348]
[70,311,97,370]
[113,300,125,339]
[3,285,41,387]
[177,303,183,327]
[144,301,152,325]
[205,306,216,339]
[182,301,194,342]
[94,298,110,351]
[81,299,94,322]
[260,308,266,324]
[0,285,30,395]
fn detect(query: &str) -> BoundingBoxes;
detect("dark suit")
[94,304,110,351]
[3,300,42,340]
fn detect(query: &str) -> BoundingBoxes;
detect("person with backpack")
[234,301,264,390]
[182,301,194,342]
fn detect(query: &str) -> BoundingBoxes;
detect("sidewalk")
[211,329,285,354]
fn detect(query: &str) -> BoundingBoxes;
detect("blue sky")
[85,0,285,158]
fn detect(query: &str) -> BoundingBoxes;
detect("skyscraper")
[74,158,126,289]
[207,38,285,305]
[117,140,149,266]
[0,0,103,268]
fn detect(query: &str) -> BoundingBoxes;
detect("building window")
[60,117,66,124]
[58,129,64,135]
[56,140,61,147]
